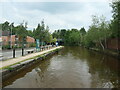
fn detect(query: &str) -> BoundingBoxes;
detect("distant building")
[1,33,35,48]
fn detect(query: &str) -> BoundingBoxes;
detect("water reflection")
[3,46,120,88]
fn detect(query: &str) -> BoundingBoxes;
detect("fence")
[106,37,120,51]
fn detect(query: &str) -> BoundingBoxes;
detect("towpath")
[0,46,63,69]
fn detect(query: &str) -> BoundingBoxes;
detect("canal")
[3,46,120,88]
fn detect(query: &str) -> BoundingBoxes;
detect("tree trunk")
[104,38,107,49]
[100,40,105,50]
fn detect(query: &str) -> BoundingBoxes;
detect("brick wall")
[107,38,120,50]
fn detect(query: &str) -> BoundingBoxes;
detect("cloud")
[0,0,111,2]
[0,1,112,32]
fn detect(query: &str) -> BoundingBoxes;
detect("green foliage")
[83,15,111,49]
[80,27,86,35]
[2,21,10,31]
[16,24,27,38]
[80,27,86,45]
[52,30,61,39]
[83,1,120,49]
[2,45,10,49]
[33,21,53,44]
[1,20,54,48]
[27,30,33,37]
[52,38,57,43]
[52,28,82,46]
[110,0,120,37]
[67,30,81,45]
[29,43,36,47]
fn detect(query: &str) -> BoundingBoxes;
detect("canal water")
[3,47,120,88]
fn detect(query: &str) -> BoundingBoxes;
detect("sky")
[0,0,113,32]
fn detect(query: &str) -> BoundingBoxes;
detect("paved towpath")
[2,47,35,61]
[0,46,63,69]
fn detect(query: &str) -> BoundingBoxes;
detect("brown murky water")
[3,47,120,88]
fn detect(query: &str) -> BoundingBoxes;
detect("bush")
[29,43,36,47]
[2,45,11,49]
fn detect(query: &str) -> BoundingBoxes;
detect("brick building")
[1,34,35,48]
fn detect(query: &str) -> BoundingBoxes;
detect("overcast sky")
[0,0,113,32]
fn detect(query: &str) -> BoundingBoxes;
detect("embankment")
[89,48,120,59]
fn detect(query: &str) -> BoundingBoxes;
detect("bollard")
[22,48,24,56]
[13,48,15,58]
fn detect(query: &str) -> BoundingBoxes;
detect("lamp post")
[10,22,14,49]
[22,37,25,56]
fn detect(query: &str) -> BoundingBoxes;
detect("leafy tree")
[60,29,66,39]
[80,27,86,46]
[52,30,61,39]
[27,30,33,37]
[15,23,27,43]
[80,27,86,35]
[110,0,120,37]
[53,29,81,46]
[52,38,57,43]
[68,30,81,45]
[33,20,52,44]
[84,15,112,50]
[2,21,10,31]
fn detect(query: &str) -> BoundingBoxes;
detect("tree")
[33,20,52,44]
[9,23,16,35]
[80,27,86,35]
[16,23,27,43]
[53,29,81,46]
[27,30,33,37]
[69,30,81,45]
[2,21,10,31]
[52,38,57,43]
[80,27,86,46]
[85,15,111,50]
[110,0,120,37]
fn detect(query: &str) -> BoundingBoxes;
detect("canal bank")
[0,46,64,81]
[88,47,120,59]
